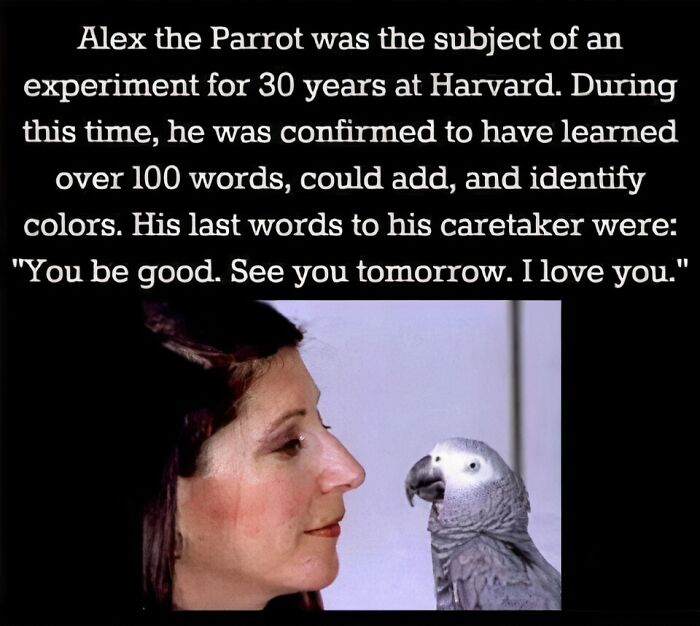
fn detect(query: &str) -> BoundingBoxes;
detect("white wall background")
[272,300,560,610]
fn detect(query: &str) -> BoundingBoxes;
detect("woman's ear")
[174,530,183,560]
[175,477,190,560]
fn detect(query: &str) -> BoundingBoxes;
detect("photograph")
[138,299,561,610]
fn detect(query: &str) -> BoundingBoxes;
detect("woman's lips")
[304,523,341,538]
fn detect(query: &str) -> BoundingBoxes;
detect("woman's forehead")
[199,350,318,470]
[246,348,317,402]
[230,349,319,432]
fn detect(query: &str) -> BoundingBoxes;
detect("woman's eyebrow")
[260,409,306,439]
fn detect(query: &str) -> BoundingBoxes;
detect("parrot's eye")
[435,456,441,462]
[467,460,480,472]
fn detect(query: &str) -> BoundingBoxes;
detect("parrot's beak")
[405,455,445,506]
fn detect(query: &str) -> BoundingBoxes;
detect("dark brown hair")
[140,299,321,611]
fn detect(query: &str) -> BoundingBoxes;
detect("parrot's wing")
[446,535,561,610]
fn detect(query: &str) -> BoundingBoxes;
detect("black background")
[1,1,698,624]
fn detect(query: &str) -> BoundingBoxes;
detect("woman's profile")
[140,298,365,610]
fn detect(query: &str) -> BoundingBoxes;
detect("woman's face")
[175,347,365,609]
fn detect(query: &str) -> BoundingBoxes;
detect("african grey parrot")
[405,438,561,610]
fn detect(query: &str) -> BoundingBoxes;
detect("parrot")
[405,438,561,610]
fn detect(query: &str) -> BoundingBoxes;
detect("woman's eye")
[276,435,304,457]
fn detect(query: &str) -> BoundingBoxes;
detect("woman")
[141,298,365,610]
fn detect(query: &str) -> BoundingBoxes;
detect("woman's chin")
[316,556,340,590]
[291,550,340,592]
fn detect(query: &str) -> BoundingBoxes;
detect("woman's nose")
[318,434,366,494]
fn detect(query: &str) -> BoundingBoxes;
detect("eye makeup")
[258,407,329,458]
[318,411,332,431]
[274,434,306,458]
[259,424,302,455]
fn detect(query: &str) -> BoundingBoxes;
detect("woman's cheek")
[182,477,242,532]
[236,475,309,539]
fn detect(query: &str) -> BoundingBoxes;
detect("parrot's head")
[405,438,511,507]
[406,437,529,518]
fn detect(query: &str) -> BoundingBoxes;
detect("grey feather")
[439,534,561,610]
[406,438,561,610]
